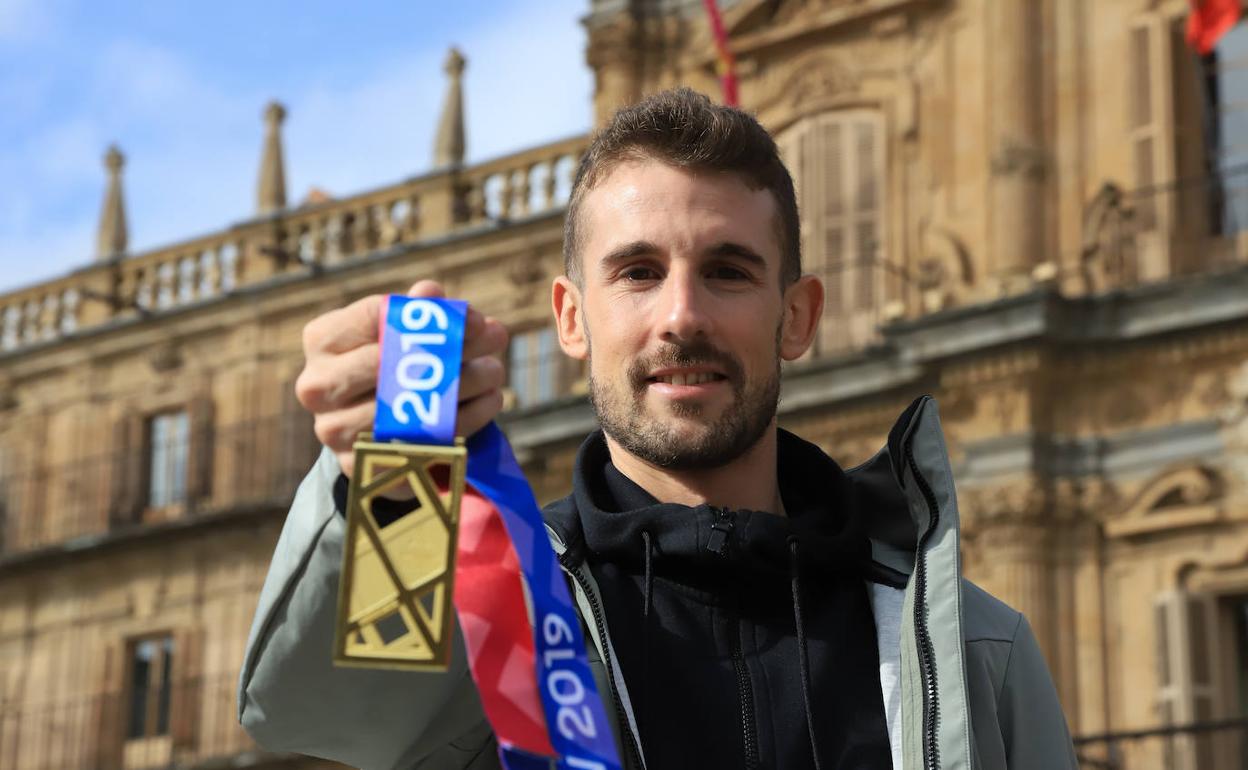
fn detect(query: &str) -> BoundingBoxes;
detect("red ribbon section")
[453,488,555,758]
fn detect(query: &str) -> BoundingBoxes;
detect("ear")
[779,274,823,361]
[552,276,589,360]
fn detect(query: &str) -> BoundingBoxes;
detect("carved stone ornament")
[507,253,547,310]
[1221,360,1248,499]
[989,139,1048,182]
[786,54,857,104]
[149,341,183,373]
[958,477,1048,534]
[1080,181,1137,293]
[756,51,859,119]
[917,225,973,313]
[507,252,545,287]
[1104,465,1226,539]
[729,0,923,43]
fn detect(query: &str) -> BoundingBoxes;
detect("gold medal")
[333,435,467,670]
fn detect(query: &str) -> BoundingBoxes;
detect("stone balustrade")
[461,134,585,224]
[0,134,588,354]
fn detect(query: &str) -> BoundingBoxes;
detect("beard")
[587,331,781,471]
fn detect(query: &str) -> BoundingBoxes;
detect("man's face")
[554,159,816,470]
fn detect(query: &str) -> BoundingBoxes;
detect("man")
[238,88,1077,770]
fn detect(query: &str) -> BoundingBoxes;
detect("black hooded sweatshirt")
[541,429,896,770]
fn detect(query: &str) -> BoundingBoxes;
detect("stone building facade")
[2,0,1248,768]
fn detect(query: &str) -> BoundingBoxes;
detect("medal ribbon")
[375,296,623,770]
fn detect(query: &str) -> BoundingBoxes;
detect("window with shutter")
[1171,19,1214,248]
[186,396,214,509]
[1217,25,1248,233]
[1154,591,1221,769]
[1129,14,1245,279]
[1131,24,1160,233]
[0,444,7,554]
[114,633,188,769]
[1229,595,1248,766]
[508,326,561,409]
[110,411,146,530]
[169,627,202,755]
[777,111,886,357]
[127,636,173,741]
[147,411,189,512]
[95,640,127,770]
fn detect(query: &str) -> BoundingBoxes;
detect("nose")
[656,264,712,344]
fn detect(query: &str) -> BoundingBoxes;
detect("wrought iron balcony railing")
[0,411,321,559]
[0,674,320,770]
[1075,717,1248,770]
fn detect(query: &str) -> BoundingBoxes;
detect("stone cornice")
[885,263,1248,360]
[0,500,284,579]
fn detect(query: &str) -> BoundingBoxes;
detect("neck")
[604,422,785,514]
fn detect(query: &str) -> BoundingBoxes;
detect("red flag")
[702,0,739,106]
[1186,0,1241,55]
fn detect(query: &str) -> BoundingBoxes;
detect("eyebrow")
[599,240,660,271]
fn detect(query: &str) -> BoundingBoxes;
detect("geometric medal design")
[333,434,467,670]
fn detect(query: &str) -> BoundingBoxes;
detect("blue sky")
[0,0,593,292]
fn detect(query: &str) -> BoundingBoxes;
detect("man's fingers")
[406,279,445,298]
[296,343,379,413]
[305,294,384,355]
[463,316,509,361]
[298,280,511,478]
[459,356,506,404]
[314,399,375,457]
[457,388,504,439]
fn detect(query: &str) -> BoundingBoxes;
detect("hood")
[546,425,884,583]
[545,396,937,587]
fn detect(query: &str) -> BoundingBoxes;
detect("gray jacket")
[238,396,1078,769]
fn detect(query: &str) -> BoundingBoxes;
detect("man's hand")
[295,280,509,478]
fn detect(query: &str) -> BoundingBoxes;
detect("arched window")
[776,110,886,357]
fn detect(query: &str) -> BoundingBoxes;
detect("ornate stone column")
[985,521,1055,658]
[965,480,1058,668]
[587,16,643,127]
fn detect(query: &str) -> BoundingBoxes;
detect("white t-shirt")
[868,582,905,770]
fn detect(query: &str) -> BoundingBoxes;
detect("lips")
[628,340,744,394]
[648,371,727,386]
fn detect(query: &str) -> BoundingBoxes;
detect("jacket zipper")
[706,507,734,556]
[706,508,761,770]
[730,612,761,770]
[562,558,646,770]
[905,438,941,770]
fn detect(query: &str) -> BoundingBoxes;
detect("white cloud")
[0,1,593,294]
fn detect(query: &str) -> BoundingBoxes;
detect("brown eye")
[623,266,660,281]
[709,265,748,280]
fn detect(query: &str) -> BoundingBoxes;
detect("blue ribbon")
[376,296,624,770]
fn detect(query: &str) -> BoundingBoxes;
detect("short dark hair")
[563,87,801,287]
